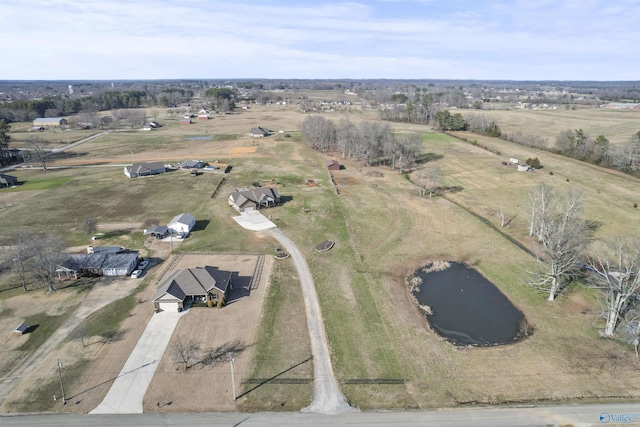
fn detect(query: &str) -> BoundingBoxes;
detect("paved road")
[264,228,355,414]
[90,309,187,414]
[0,278,140,407]
[2,403,640,426]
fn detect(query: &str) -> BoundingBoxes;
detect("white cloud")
[1,0,638,80]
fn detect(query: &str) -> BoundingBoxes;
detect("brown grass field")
[462,107,640,146]
[1,101,639,413]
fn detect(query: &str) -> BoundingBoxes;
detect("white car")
[138,260,150,270]
[130,270,143,279]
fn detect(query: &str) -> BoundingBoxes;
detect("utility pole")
[228,352,236,400]
[57,359,66,405]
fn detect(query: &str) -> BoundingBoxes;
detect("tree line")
[525,183,640,352]
[302,116,422,172]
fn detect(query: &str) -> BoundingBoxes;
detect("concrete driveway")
[90,309,187,414]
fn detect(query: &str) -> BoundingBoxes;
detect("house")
[0,174,18,188]
[124,162,166,178]
[326,159,341,171]
[181,160,204,169]
[180,118,192,125]
[228,187,280,212]
[167,213,196,237]
[249,127,271,137]
[152,266,232,312]
[33,118,68,127]
[57,252,139,278]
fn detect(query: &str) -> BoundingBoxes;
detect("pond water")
[412,262,527,346]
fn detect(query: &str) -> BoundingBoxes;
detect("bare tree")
[622,310,640,357]
[31,234,68,292]
[8,229,36,292]
[82,218,97,235]
[418,165,442,197]
[526,182,553,239]
[26,136,50,170]
[585,235,640,337]
[173,337,200,369]
[527,188,590,301]
[497,197,506,227]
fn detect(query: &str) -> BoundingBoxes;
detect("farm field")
[463,107,640,146]
[0,103,639,413]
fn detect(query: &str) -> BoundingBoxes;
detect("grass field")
[464,107,640,146]
[1,103,639,413]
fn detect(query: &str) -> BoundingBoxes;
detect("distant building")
[326,159,341,171]
[0,174,18,188]
[124,162,166,178]
[249,127,271,137]
[33,118,68,127]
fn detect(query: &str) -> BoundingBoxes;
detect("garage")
[157,302,180,312]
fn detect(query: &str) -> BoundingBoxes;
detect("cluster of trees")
[465,114,502,137]
[203,87,236,112]
[435,110,467,131]
[379,92,467,125]
[526,183,640,347]
[8,230,68,293]
[0,120,11,166]
[555,129,640,173]
[302,116,421,172]
[500,131,549,150]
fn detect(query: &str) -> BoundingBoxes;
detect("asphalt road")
[264,228,356,414]
[2,403,640,426]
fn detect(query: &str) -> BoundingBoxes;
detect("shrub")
[634,203,638,208]
[549,171,554,175]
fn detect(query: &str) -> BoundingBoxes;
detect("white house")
[168,213,196,237]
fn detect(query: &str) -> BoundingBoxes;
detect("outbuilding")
[167,213,196,237]
[0,174,18,188]
[326,159,341,171]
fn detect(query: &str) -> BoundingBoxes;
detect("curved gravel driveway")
[263,228,356,414]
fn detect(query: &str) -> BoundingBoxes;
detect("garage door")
[158,302,179,312]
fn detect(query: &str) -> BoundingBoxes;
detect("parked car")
[138,260,149,270]
[130,270,143,279]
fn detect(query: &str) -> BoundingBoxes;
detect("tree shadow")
[196,339,249,368]
[416,153,444,164]
[235,357,313,400]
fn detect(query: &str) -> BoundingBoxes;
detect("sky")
[1,0,639,81]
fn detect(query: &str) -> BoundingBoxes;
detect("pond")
[411,262,528,346]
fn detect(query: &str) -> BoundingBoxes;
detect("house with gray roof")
[56,251,139,278]
[124,162,166,178]
[249,127,271,137]
[0,174,18,188]
[153,266,232,312]
[228,187,280,212]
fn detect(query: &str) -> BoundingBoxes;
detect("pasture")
[0,103,639,413]
[465,107,640,146]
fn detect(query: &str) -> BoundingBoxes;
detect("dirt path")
[263,228,356,414]
[0,277,140,408]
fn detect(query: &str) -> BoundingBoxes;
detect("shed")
[180,119,191,125]
[249,127,271,137]
[326,159,341,171]
[12,323,30,335]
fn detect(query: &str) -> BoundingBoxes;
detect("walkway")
[90,309,187,414]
